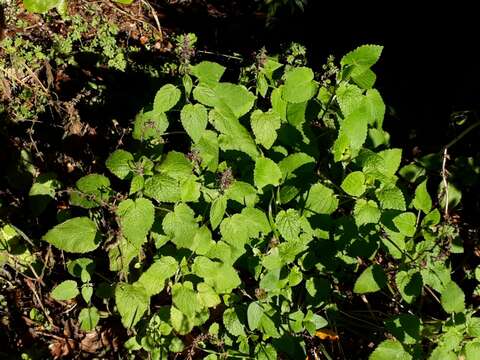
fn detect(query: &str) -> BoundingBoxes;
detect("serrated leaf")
[369,339,411,360]
[106,150,134,179]
[115,283,150,328]
[67,258,94,283]
[225,181,259,207]
[162,203,198,250]
[376,185,406,210]
[29,173,61,215]
[336,83,364,117]
[341,171,366,197]
[78,307,100,331]
[130,175,144,194]
[170,306,194,335]
[271,87,287,121]
[340,106,370,152]
[172,282,202,318]
[282,67,316,103]
[354,199,381,226]
[210,195,227,230]
[210,110,259,160]
[132,109,169,141]
[275,209,302,242]
[385,314,422,345]
[192,130,219,171]
[181,104,208,143]
[304,183,338,216]
[354,264,387,294]
[214,83,256,118]
[365,89,385,127]
[154,84,181,113]
[378,149,402,176]
[441,281,465,313]
[393,212,417,237]
[412,179,432,213]
[116,198,154,247]
[341,45,383,72]
[81,284,93,303]
[144,174,181,203]
[250,110,281,149]
[136,256,178,296]
[43,217,100,253]
[108,236,138,272]
[192,257,241,293]
[278,152,315,181]
[254,157,282,190]
[197,283,221,308]
[223,307,246,336]
[247,302,264,330]
[180,175,201,202]
[70,174,111,209]
[191,61,225,85]
[396,270,422,304]
[51,280,79,301]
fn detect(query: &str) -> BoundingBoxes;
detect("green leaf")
[275,209,302,242]
[378,149,402,176]
[336,83,364,117]
[339,106,370,152]
[180,104,208,143]
[170,306,194,335]
[136,256,178,296]
[192,130,219,171]
[255,343,277,360]
[341,171,366,197]
[191,61,225,85]
[116,198,154,247]
[282,67,316,103]
[304,183,338,216]
[106,150,134,180]
[70,174,111,209]
[385,314,422,345]
[376,185,406,211]
[162,203,198,250]
[354,199,381,226]
[341,45,383,69]
[23,0,62,13]
[354,264,387,294]
[271,87,287,121]
[412,179,432,214]
[108,236,138,273]
[78,307,100,331]
[464,341,480,360]
[132,109,169,141]
[172,282,202,318]
[365,89,386,127]
[181,175,201,202]
[197,283,221,308]
[154,84,181,113]
[254,157,282,190]
[51,280,79,301]
[29,173,61,215]
[396,270,422,304]
[247,302,264,330]
[81,284,93,303]
[67,258,94,283]
[210,110,259,159]
[192,257,241,293]
[223,307,246,337]
[278,152,315,181]
[130,175,144,194]
[210,195,227,230]
[250,110,281,149]
[393,212,417,237]
[43,217,100,253]
[225,181,259,207]
[214,83,256,118]
[369,339,412,360]
[115,283,150,328]
[441,281,465,313]
[144,174,181,203]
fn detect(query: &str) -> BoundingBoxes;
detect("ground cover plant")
[1,1,480,360]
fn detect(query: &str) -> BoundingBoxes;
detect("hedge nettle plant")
[37,45,480,359]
